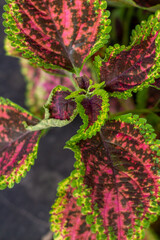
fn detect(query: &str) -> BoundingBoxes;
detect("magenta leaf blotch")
[98,11,160,99]
[50,114,160,239]
[0,97,41,189]
[3,0,111,73]
[50,178,97,239]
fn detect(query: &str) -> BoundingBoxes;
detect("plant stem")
[122,7,134,46]
[67,72,79,90]
[111,107,160,118]
[154,99,160,109]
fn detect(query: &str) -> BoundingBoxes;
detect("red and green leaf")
[51,114,160,239]
[3,0,111,73]
[26,86,77,131]
[95,11,160,99]
[76,90,109,139]
[0,97,41,189]
[71,82,110,140]
[50,176,98,239]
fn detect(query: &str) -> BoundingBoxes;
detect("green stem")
[154,99,160,109]
[119,98,135,111]
[111,108,160,118]
[67,72,79,90]
[122,7,134,46]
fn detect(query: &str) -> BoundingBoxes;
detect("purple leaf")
[81,95,102,125]
[4,0,111,73]
[98,12,160,99]
[74,75,90,90]
[45,86,77,121]
[0,98,41,189]
[75,88,109,139]
[26,86,77,131]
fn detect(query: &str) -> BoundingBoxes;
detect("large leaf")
[3,0,111,73]
[95,11,160,99]
[51,114,160,239]
[0,98,41,189]
[26,86,77,131]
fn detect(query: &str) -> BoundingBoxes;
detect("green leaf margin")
[26,85,78,131]
[0,97,41,190]
[94,10,160,99]
[3,0,111,75]
[62,113,160,240]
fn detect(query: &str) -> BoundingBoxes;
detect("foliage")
[1,0,160,239]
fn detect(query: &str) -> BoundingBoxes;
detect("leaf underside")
[26,86,77,131]
[51,114,160,240]
[0,97,41,189]
[98,11,160,99]
[3,0,110,73]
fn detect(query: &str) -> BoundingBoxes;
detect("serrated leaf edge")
[94,10,160,100]
[0,97,41,189]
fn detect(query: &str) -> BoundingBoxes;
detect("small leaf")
[26,86,77,131]
[97,11,160,99]
[74,87,110,140]
[61,114,160,240]
[3,0,111,73]
[74,75,90,90]
[0,97,41,189]
[20,59,75,117]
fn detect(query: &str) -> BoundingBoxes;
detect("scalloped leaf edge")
[0,97,41,189]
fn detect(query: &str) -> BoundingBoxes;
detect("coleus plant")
[1,0,160,239]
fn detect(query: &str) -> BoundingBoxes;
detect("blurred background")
[0,0,160,239]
